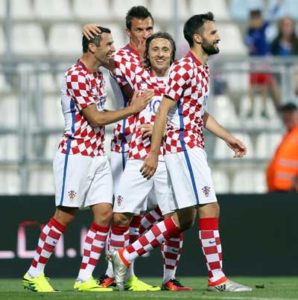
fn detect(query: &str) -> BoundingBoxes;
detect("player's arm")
[82,90,153,127]
[203,111,247,158]
[140,96,176,179]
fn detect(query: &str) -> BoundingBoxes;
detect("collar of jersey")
[124,44,140,57]
[187,50,202,67]
[77,59,92,74]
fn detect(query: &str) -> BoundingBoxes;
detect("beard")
[201,39,219,55]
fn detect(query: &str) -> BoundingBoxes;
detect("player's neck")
[152,68,168,77]
[190,47,208,65]
[80,54,101,73]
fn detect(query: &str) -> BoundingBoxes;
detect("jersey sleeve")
[66,71,95,110]
[165,61,193,102]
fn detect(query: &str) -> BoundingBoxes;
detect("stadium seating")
[0,169,20,194]
[229,0,265,21]
[11,0,33,20]
[0,135,19,160]
[0,26,4,55]
[189,0,230,21]
[212,170,230,193]
[12,24,48,55]
[150,0,189,21]
[34,0,72,20]
[42,95,65,128]
[73,0,111,21]
[219,24,247,55]
[48,24,82,55]
[111,0,149,20]
[28,167,54,194]
[232,169,266,193]
[255,132,282,159]
[0,95,19,127]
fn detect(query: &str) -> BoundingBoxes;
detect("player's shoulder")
[114,46,139,64]
[66,63,88,78]
[169,56,194,75]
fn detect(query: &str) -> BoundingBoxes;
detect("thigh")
[165,148,217,209]
[113,159,153,214]
[152,161,176,215]
[85,155,113,207]
[110,151,128,195]
[53,151,92,207]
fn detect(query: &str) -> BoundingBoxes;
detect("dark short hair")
[126,6,154,30]
[183,12,215,47]
[250,9,262,18]
[144,32,176,68]
[279,102,298,113]
[82,26,111,53]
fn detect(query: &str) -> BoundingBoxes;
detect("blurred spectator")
[271,16,298,56]
[266,102,298,192]
[245,0,283,118]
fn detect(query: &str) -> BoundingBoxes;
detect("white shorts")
[165,147,217,209]
[53,151,113,208]
[113,159,175,215]
[110,151,128,195]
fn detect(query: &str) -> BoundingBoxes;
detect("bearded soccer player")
[111,13,253,293]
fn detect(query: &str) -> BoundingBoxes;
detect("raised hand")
[82,24,101,40]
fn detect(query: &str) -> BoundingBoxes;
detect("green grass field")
[1,277,298,300]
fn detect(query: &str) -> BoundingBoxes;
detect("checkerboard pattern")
[139,206,163,235]
[108,225,129,252]
[161,233,184,282]
[58,60,106,157]
[122,217,181,263]
[164,51,209,154]
[199,218,226,284]
[29,218,65,277]
[78,223,109,281]
[111,45,142,153]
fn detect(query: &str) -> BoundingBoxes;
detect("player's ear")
[88,43,96,54]
[126,28,132,38]
[193,33,202,45]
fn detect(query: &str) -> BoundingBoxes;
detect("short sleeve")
[66,71,95,110]
[165,61,193,102]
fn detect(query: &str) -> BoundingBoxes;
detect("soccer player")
[83,6,186,291]
[111,31,192,291]
[111,13,253,292]
[22,26,152,293]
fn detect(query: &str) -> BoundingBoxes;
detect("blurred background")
[0,0,297,195]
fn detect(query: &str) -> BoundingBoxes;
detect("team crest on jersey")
[68,190,77,200]
[117,195,123,206]
[202,186,211,197]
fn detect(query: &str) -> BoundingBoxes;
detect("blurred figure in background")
[271,16,298,56]
[245,0,283,118]
[266,102,298,192]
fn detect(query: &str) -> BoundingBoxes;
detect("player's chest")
[89,74,107,111]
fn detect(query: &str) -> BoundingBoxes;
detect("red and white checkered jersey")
[58,60,107,157]
[128,68,167,160]
[164,51,209,154]
[110,44,142,153]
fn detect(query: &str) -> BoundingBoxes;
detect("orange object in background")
[266,126,298,192]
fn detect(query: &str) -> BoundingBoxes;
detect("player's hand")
[82,24,101,40]
[136,38,146,61]
[130,90,153,113]
[224,136,247,158]
[140,123,153,138]
[140,152,158,179]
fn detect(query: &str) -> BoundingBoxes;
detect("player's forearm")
[150,107,167,155]
[89,106,135,127]
[204,112,231,141]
